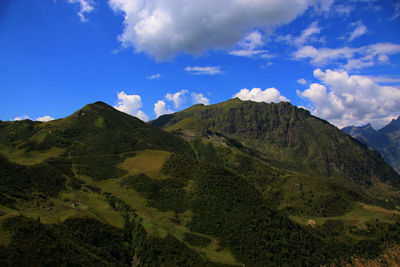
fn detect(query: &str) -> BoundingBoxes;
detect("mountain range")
[343,116,400,174]
[0,99,400,266]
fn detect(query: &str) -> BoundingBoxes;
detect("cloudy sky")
[1,0,400,128]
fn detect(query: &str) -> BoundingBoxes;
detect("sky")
[1,0,400,129]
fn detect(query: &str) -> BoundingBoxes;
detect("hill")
[151,99,400,192]
[343,116,400,174]
[0,100,400,266]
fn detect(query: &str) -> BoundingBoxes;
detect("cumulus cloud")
[348,20,367,41]
[36,116,55,122]
[191,92,210,105]
[184,66,221,75]
[298,69,400,128]
[14,115,30,121]
[165,90,188,109]
[134,110,150,121]
[230,31,273,58]
[368,76,400,84]
[67,0,94,22]
[294,42,400,70]
[108,0,318,60]
[297,78,307,85]
[234,88,289,103]
[154,100,173,118]
[146,73,161,80]
[154,90,210,117]
[113,91,149,121]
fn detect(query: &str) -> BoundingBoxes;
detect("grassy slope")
[153,113,400,244]
[0,147,241,266]
[98,151,241,266]
[1,100,400,265]
[152,99,400,184]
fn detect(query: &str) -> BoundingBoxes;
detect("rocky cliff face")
[152,99,400,187]
[343,116,400,174]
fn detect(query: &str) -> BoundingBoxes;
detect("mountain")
[343,116,400,174]
[151,98,399,190]
[1,100,400,266]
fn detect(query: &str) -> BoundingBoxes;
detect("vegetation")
[1,100,400,266]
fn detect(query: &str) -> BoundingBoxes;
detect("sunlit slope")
[1,100,400,266]
[151,98,400,199]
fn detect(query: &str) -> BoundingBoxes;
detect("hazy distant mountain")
[343,116,400,174]
[1,100,400,266]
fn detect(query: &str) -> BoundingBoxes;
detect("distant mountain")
[343,116,400,174]
[152,98,399,189]
[1,100,400,266]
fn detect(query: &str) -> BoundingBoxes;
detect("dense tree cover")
[1,100,400,266]
[120,174,190,213]
[183,232,212,247]
[0,194,229,266]
[156,153,400,265]
[0,156,66,207]
[72,153,130,181]
[0,216,134,266]
[151,99,400,188]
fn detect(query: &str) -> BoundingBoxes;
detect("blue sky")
[1,0,400,129]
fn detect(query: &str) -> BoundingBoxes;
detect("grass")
[97,176,242,266]
[165,118,207,135]
[118,149,171,177]
[290,202,400,238]
[0,207,19,246]
[2,189,125,229]
[0,146,65,165]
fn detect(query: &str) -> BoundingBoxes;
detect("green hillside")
[151,99,400,200]
[0,100,400,266]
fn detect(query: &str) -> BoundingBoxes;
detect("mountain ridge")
[343,116,400,174]
[151,98,400,190]
[1,100,400,266]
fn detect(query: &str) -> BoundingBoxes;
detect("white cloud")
[334,5,354,16]
[154,90,210,117]
[234,87,289,103]
[14,115,30,121]
[67,0,94,22]
[146,73,161,80]
[191,92,210,105]
[134,110,149,121]
[36,116,55,122]
[154,100,173,118]
[297,78,307,85]
[298,69,400,128]
[348,20,367,41]
[391,1,400,20]
[165,90,188,109]
[295,46,355,66]
[293,21,321,47]
[310,0,334,13]
[113,91,149,121]
[368,75,400,84]
[184,66,221,75]
[277,21,321,48]
[108,0,318,60]
[294,42,400,70]
[230,31,273,58]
